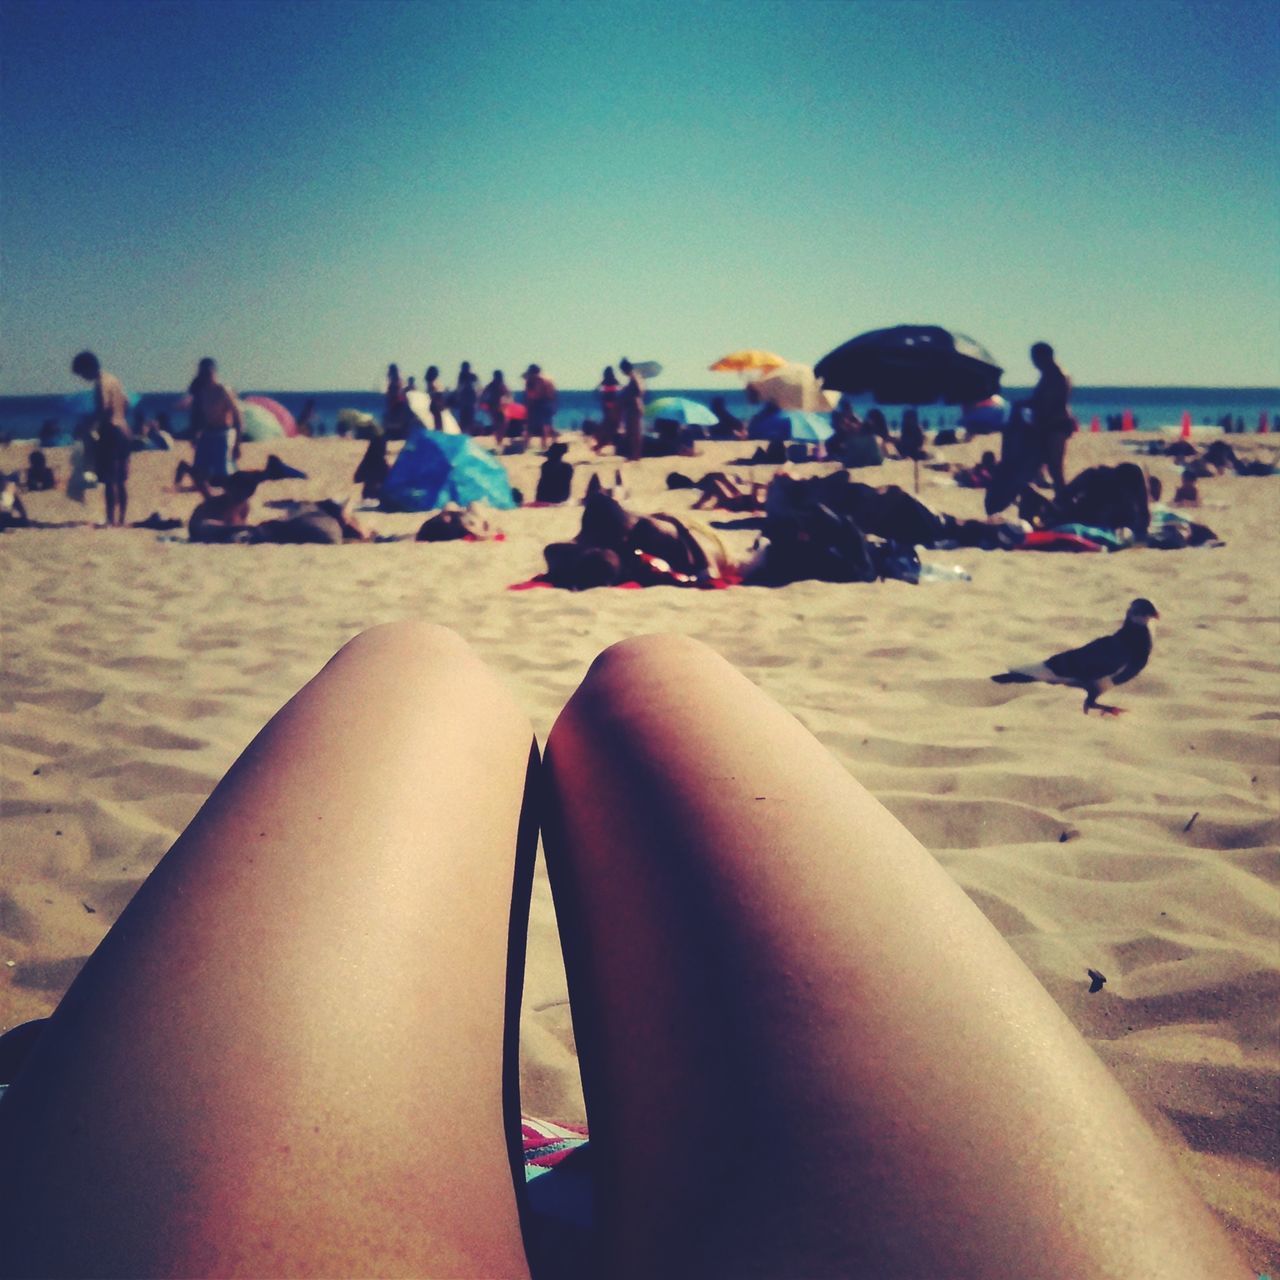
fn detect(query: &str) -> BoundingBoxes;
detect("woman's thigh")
[0,622,537,1279]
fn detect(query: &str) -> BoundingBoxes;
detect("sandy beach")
[1,430,1277,1269]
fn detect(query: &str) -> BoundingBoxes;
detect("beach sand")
[2,430,1277,1269]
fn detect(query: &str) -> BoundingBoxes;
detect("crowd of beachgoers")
[4,345,1276,596]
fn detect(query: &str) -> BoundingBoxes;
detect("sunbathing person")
[688,471,768,512]
[0,625,1248,1279]
[954,450,998,489]
[252,499,372,544]
[188,473,257,542]
[544,490,733,588]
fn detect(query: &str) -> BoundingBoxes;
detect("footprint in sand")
[955,886,1039,938]
[0,890,41,944]
[10,953,92,994]
[879,794,1065,849]
[88,761,219,802]
[102,655,187,677]
[134,693,223,719]
[14,688,105,713]
[109,724,209,751]
[850,735,1014,769]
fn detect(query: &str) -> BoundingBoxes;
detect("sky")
[2,0,1277,393]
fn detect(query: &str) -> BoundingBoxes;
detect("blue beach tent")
[380,427,517,512]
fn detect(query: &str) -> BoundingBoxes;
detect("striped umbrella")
[243,394,298,436]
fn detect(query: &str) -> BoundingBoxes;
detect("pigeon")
[992,599,1159,715]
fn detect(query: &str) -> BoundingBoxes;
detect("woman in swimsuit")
[594,366,622,454]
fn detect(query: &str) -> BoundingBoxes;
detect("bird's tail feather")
[991,672,1037,684]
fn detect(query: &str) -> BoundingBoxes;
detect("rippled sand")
[2,430,1277,1267]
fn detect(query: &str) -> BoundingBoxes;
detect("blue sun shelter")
[380,427,517,512]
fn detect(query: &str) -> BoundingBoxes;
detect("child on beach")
[24,450,55,491]
[0,626,1248,1279]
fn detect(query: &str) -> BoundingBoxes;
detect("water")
[2,385,1276,445]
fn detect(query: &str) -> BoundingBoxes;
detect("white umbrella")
[748,362,839,412]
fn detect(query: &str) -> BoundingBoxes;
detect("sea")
[1,385,1276,444]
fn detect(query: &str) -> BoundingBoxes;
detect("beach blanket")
[1017,530,1105,552]
[1049,523,1136,550]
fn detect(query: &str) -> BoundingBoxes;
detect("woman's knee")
[317,621,529,734]
[549,633,733,757]
[333,619,473,666]
[582,633,727,692]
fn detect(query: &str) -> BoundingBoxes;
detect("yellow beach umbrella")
[709,349,787,374]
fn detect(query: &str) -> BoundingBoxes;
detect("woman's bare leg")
[542,635,1247,1280]
[0,622,536,1279]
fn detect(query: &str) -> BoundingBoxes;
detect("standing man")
[619,357,646,462]
[71,350,132,526]
[522,364,557,450]
[188,357,244,498]
[1029,342,1077,497]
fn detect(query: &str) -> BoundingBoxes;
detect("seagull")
[991,599,1159,715]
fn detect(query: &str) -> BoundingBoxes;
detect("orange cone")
[1261,412,1270,434]
[1090,415,1101,433]
[1180,410,1192,440]
[1121,409,1134,432]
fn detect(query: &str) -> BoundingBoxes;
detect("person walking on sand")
[70,350,132,526]
[619,357,646,462]
[1029,341,1077,497]
[187,357,243,498]
[522,364,557,450]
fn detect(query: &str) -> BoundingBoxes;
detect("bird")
[1087,968,1107,993]
[991,599,1159,715]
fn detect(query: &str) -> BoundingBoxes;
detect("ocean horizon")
[2,384,1276,443]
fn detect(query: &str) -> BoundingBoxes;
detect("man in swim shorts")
[71,350,132,526]
[522,364,557,450]
[188,357,244,497]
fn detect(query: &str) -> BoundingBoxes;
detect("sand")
[1,429,1277,1269]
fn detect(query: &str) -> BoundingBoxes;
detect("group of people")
[380,358,658,460]
[55,351,249,525]
[381,360,563,450]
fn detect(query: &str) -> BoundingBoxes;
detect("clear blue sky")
[2,0,1277,392]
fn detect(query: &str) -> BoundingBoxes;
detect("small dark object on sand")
[1183,812,1199,832]
[1087,969,1106,993]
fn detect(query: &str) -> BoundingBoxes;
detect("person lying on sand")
[188,473,256,542]
[0,625,1249,1279]
[189,475,368,545]
[543,489,735,588]
[684,471,768,512]
[252,499,372,544]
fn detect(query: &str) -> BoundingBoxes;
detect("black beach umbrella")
[814,325,1003,405]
